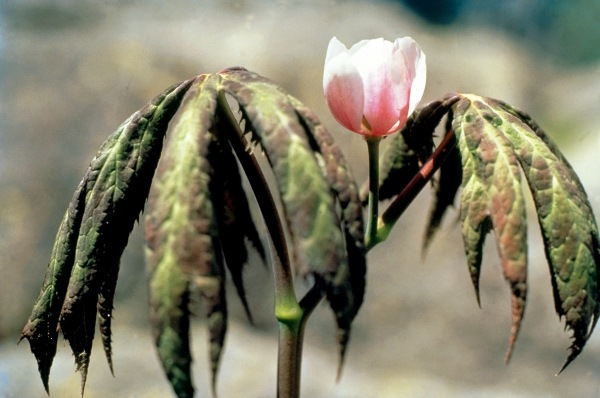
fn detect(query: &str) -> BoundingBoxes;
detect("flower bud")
[323,37,426,137]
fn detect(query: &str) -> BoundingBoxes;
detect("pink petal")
[323,50,364,133]
[351,39,400,135]
[395,37,427,116]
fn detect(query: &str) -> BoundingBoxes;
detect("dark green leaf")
[212,128,266,324]
[491,97,600,369]
[19,182,86,393]
[221,70,347,283]
[145,74,226,398]
[21,77,193,394]
[377,95,460,203]
[289,95,366,370]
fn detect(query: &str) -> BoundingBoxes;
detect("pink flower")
[323,37,426,137]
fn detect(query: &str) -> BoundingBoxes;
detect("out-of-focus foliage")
[397,0,600,65]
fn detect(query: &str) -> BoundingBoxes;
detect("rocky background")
[1,0,599,397]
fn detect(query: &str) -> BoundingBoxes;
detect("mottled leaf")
[488,97,600,369]
[453,95,528,360]
[145,74,226,398]
[220,70,347,285]
[450,93,600,368]
[21,77,193,394]
[220,68,366,377]
[288,95,366,371]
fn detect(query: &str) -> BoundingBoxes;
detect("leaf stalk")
[373,129,457,248]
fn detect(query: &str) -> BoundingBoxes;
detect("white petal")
[323,51,364,133]
[395,37,427,115]
[325,37,349,66]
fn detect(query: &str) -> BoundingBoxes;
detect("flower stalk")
[365,136,382,249]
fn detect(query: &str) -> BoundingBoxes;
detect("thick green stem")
[365,136,382,249]
[275,285,323,398]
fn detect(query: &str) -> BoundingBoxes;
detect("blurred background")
[1,0,599,396]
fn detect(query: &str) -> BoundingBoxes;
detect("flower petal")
[351,39,400,135]
[323,50,364,133]
[395,37,427,116]
[325,37,349,66]
[323,36,427,137]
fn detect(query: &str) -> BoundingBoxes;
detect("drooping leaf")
[288,95,366,371]
[220,68,366,376]
[488,97,600,370]
[448,93,600,367]
[453,95,528,360]
[221,70,347,280]
[19,182,86,393]
[21,77,194,394]
[145,74,227,398]
[212,127,266,324]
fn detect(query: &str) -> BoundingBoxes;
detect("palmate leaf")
[220,69,366,365]
[453,96,528,361]
[432,94,599,367]
[142,68,364,396]
[377,92,599,369]
[144,74,226,398]
[20,78,194,394]
[288,95,366,370]
[492,98,600,370]
[22,67,360,396]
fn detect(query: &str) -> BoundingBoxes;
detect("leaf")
[453,95,528,361]
[288,95,366,372]
[212,127,266,324]
[221,70,347,285]
[494,98,600,370]
[377,95,460,202]
[19,182,86,393]
[221,68,365,375]
[21,77,194,394]
[145,74,226,398]
[452,94,600,367]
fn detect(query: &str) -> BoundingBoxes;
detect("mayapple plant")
[20,36,600,398]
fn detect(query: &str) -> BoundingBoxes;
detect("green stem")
[276,285,323,398]
[365,136,382,249]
